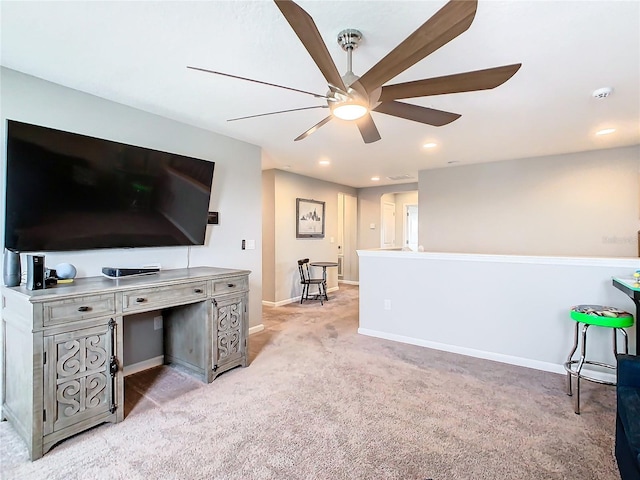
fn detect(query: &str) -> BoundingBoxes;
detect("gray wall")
[418,146,640,257]
[0,67,263,328]
[262,169,276,302]
[123,311,164,367]
[262,169,356,304]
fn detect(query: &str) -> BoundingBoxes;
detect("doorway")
[381,201,396,248]
[337,193,357,282]
[403,204,418,251]
[379,191,418,250]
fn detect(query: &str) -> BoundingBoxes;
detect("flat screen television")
[4,120,215,252]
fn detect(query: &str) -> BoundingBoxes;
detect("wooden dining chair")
[297,258,325,305]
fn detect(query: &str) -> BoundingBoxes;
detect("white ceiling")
[1,1,639,188]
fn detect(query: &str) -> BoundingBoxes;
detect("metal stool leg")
[612,327,629,356]
[566,322,580,396]
[620,328,629,355]
[574,323,590,414]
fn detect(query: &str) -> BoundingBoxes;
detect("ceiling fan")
[188,0,521,144]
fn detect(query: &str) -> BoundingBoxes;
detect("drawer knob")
[194,288,203,293]
[135,297,146,303]
[227,283,235,288]
[77,306,91,312]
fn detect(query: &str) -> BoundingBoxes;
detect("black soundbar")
[102,267,160,278]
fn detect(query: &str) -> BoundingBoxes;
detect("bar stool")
[564,305,634,414]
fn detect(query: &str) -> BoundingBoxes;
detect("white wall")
[0,67,263,328]
[359,250,639,375]
[419,146,640,257]
[262,169,356,305]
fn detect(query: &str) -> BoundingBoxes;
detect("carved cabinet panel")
[212,295,246,372]
[2,267,249,460]
[43,320,116,435]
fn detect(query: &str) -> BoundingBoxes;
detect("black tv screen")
[4,120,215,252]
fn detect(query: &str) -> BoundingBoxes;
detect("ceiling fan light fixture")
[331,102,368,121]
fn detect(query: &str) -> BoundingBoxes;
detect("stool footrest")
[564,359,616,386]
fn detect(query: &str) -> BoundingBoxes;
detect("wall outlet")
[153,316,163,330]
[246,239,256,250]
[384,299,391,311]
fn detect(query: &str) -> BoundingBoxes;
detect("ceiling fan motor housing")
[338,29,362,51]
[192,1,521,143]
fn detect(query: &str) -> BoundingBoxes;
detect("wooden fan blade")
[274,0,347,91]
[228,105,328,122]
[187,66,330,99]
[379,64,522,102]
[359,0,477,93]
[356,113,382,144]
[294,116,333,141]
[374,101,461,126]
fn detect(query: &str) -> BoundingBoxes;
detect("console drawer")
[43,294,116,326]
[212,277,247,296]
[122,281,208,312]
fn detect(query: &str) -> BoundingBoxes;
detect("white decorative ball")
[55,263,77,280]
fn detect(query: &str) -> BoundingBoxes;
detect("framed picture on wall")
[296,198,325,238]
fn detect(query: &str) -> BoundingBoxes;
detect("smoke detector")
[592,87,613,99]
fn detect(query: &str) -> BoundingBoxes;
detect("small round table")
[310,261,338,300]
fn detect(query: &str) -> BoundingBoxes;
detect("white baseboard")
[123,355,164,377]
[262,298,295,307]
[356,328,616,382]
[249,324,265,335]
[339,280,359,286]
[262,286,340,307]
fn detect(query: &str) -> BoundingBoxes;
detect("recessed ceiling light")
[447,161,459,165]
[319,159,331,165]
[283,165,291,170]
[423,142,437,149]
[371,176,380,181]
[596,128,616,136]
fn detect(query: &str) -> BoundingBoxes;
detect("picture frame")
[296,198,325,238]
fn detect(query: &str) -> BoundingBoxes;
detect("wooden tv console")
[1,266,250,460]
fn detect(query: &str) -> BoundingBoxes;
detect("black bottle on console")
[3,249,21,287]
[26,254,45,290]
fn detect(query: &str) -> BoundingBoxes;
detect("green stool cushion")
[571,304,634,328]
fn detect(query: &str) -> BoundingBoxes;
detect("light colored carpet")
[0,284,620,479]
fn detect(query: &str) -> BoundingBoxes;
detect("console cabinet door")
[212,295,246,371]
[43,320,116,435]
